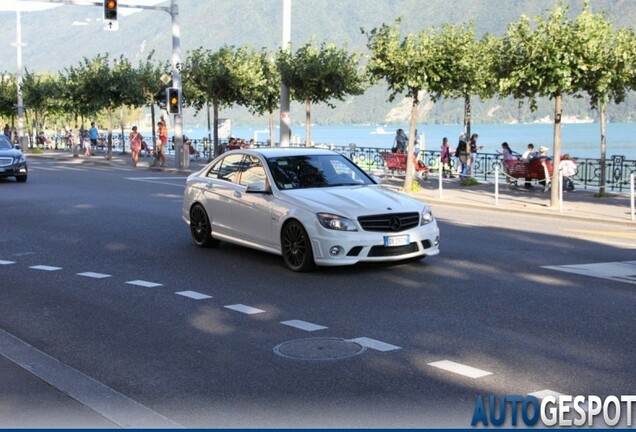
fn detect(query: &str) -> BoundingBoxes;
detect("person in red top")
[157,121,168,167]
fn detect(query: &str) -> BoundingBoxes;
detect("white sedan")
[182,148,440,272]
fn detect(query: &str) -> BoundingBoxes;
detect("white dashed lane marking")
[428,360,492,378]
[29,265,62,271]
[529,389,566,400]
[77,272,111,279]
[175,290,212,300]
[224,304,266,315]
[0,260,16,265]
[347,337,401,352]
[126,280,163,288]
[281,319,327,332]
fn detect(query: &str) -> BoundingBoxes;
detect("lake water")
[184,122,635,160]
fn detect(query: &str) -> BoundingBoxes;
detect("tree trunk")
[107,107,113,161]
[464,94,472,139]
[599,99,607,195]
[305,97,311,146]
[150,102,157,157]
[402,93,420,193]
[213,102,219,157]
[550,94,563,208]
[206,102,212,161]
[269,111,275,146]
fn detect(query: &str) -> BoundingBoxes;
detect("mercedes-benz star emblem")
[389,216,402,231]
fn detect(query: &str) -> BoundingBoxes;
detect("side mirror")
[245,181,271,194]
[14,144,21,150]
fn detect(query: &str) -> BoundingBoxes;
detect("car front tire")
[189,204,219,248]
[281,220,315,272]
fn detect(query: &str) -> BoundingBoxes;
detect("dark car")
[0,135,28,182]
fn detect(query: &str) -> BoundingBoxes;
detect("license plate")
[384,234,410,247]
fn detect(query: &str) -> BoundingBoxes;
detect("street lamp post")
[14,10,27,152]
[279,0,291,147]
[170,0,186,170]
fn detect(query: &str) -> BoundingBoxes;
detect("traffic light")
[167,87,181,114]
[104,0,117,21]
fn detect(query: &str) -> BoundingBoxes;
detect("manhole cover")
[273,337,366,361]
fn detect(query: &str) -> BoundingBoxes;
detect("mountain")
[0,0,635,126]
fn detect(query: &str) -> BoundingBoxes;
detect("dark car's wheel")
[16,175,27,183]
[281,220,315,272]
[189,204,219,248]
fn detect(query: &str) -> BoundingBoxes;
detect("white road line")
[77,272,111,279]
[347,337,401,352]
[428,360,492,378]
[175,290,212,300]
[29,265,62,271]
[281,320,327,332]
[125,280,163,288]
[224,304,265,315]
[529,389,566,400]
[0,260,16,265]
[0,329,182,428]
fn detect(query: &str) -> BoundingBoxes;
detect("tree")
[497,5,583,207]
[0,74,17,126]
[426,23,499,139]
[182,46,259,156]
[243,49,280,146]
[22,71,62,137]
[364,20,433,192]
[574,4,636,194]
[277,40,366,146]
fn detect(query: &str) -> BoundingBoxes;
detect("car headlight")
[18,155,26,163]
[317,213,358,231]
[421,207,434,225]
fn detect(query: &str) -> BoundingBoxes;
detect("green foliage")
[459,177,480,186]
[277,39,366,143]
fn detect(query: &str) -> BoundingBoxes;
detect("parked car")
[0,135,27,182]
[182,148,440,271]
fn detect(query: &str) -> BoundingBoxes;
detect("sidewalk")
[28,149,636,225]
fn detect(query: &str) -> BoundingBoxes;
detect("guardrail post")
[438,163,443,199]
[494,165,499,206]
[631,173,635,221]
[559,169,563,213]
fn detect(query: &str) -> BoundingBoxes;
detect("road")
[1,157,634,428]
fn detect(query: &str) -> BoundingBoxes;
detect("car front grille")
[358,212,420,232]
[0,157,14,167]
[368,242,419,257]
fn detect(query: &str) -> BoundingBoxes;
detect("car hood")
[0,148,23,158]
[280,185,425,217]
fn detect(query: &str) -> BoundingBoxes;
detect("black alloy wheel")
[189,204,219,248]
[281,220,315,272]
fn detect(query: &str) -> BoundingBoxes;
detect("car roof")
[228,147,338,158]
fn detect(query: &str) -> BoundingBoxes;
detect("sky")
[0,0,166,15]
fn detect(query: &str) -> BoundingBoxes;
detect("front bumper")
[0,162,27,178]
[308,221,440,266]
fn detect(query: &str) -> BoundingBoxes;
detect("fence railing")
[31,134,635,192]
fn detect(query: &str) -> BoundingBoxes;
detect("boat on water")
[370,126,393,135]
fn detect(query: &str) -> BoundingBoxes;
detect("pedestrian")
[499,142,516,161]
[392,128,408,154]
[156,121,167,167]
[559,154,577,191]
[3,124,10,140]
[82,128,91,156]
[440,137,454,178]
[469,133,483,176]
[89,122,99,154]
[455,140,469,179]
[129,126,142,167]
[521,143,536,161]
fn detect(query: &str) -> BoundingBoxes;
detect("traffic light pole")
[12,0,187,170]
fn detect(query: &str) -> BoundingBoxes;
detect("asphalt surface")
[1,149,634,428]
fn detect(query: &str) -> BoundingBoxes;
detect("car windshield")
[0,135,12,150]
[266,154,373,190]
